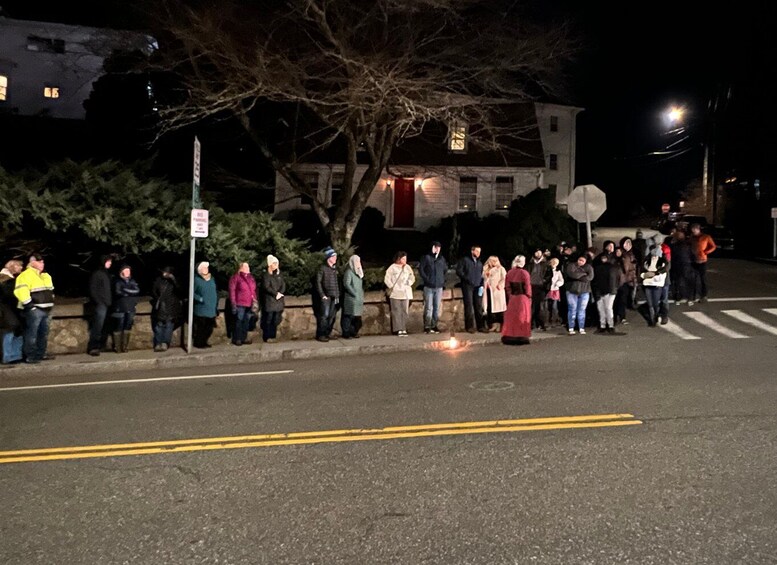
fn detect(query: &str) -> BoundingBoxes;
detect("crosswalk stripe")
[659,319,701,340]
[683,312,749,339]
[722,310,777,336]
[763,308,777,318]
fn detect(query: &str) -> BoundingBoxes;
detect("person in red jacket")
[228,262,257,346]
[690,223,717,302]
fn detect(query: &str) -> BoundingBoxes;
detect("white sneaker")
[688,301,695,306]
[578,328,586,335]
[568,328,575,335]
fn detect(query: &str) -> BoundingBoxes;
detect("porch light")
[385,178,392,189]
[415,178,423,190]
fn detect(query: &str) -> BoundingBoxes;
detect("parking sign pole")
[187,137,202,354]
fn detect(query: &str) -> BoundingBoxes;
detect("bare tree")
[154,0,575,250]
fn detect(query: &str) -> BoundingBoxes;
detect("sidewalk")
[0,331,560,379]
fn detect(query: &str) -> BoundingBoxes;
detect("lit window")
[449,123,468,152]
[495,177,514,210]
[549,154,558,170]
[0,75,7,101]
[550,115,559,132]
[44,86,60,99]
[458,177,478,211]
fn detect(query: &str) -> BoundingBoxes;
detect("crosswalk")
[658,307,777,340]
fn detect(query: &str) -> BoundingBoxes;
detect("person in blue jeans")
[151,266,182,352]
[314,248,339,342]
[419,241,448,333]
[0,259,24,364]
[14,253,56,363]
[111,264,141,353]
[564,254,594,335]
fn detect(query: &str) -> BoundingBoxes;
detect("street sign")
[566,184,607,223]
[771,207,777,219]
[190,208,209,238]
[566,184,607,248]
[661,203,671,214]
[192,137,201,208]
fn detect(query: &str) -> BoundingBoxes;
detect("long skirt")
[501,294,531,345]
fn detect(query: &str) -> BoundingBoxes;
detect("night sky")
[2,1,775,222]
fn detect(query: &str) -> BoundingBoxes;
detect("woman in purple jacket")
[228,262,257,346]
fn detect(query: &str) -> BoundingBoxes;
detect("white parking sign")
[191,208,209,238]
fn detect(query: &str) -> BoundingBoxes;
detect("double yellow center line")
[0,413,641,465]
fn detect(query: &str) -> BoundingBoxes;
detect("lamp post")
[663,104,715,223]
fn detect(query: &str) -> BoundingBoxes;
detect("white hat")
[267,254,279,267]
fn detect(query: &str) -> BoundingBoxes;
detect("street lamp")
[662,104,715,223]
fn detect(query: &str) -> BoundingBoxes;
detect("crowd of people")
[0,223,717,364]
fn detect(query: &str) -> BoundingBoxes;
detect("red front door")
[393,178,415,228]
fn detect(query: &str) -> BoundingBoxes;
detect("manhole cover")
[468,380,515,391]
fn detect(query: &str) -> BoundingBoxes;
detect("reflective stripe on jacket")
[14,267,54,309]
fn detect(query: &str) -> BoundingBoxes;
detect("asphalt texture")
[2,258,777,564]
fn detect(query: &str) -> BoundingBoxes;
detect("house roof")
[294,103,546,169]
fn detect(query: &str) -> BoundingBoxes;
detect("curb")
[0,333,559,379]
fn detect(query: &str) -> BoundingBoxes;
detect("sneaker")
[88,349,101,357]
[154,344,164,352]
[398,330,408,337]
[606,327,616,334]
[620,318,629,325]
[431,328,441,334]
[568,328,575,335]
[660,317,668,325]
[161,343,168,351]
[688,301,695,306]
[578,328,586,335]
[676,299,687,305]
[424,328,432,334]
[595,327,606,334]
[316,336,329,343]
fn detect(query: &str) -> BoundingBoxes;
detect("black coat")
[419,253,448,289]
[114,277,141,313]
[593,262,621,298]
[0,274,20,332]
[89,268,113,307]
[151,275,182,322]
[456,255,484,287]
[259,271,286,312]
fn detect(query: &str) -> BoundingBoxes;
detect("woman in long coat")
[341,254,365,339]
[482,256,507,332]
[384,251,415,336]
[501,255,532,345]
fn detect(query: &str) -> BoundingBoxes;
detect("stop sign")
[661,203,671,214]
[566,184,607,223]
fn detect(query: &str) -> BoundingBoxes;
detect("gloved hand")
[477,286,484,297]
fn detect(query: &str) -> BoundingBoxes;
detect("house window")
[550,115,559,132]
[27,36,66,54]
[330,173,344,207]
[44,86,60,99]
[0,75,7,101]
[458,176,478,211]
[449,123,468,152]
[494,176,514,210]
[299,172,319,206]
[549,154,558,170]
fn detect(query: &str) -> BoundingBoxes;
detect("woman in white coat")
[384,251,416,336]
[482,256,507,332]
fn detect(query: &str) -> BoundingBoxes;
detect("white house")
[0,16,154,120]
[274,103,582,230]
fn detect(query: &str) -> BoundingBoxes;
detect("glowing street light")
[666,105,685,125]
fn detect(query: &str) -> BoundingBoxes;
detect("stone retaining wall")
[48,290,471,354]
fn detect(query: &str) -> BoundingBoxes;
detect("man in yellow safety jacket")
[14,253,55,364]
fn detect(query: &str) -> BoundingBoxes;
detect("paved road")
[2,258,777,564]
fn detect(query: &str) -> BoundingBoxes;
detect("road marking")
[0,414,642,464]
[683,312,748,339]
[659,319,701,340]
[707,297,777,302]
[763,308,777,318]
[722,310,777,336]
[0,370,295,392]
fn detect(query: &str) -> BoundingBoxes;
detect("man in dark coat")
[419,241,448,333]
[456,245,486,333]
[527,249,551,331]
[151,266,182,352]
[0,259,24,364]
[87,254,113,356]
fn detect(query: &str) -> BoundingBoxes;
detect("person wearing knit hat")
[314,246,340,341]
[111,264,140,352]
[193,261,218,348]
[259,254,285,343]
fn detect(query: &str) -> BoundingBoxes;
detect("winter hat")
[161,265,174,275]
[323,247,337,259]
[431,241,441,248]
[267,254,279,267]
